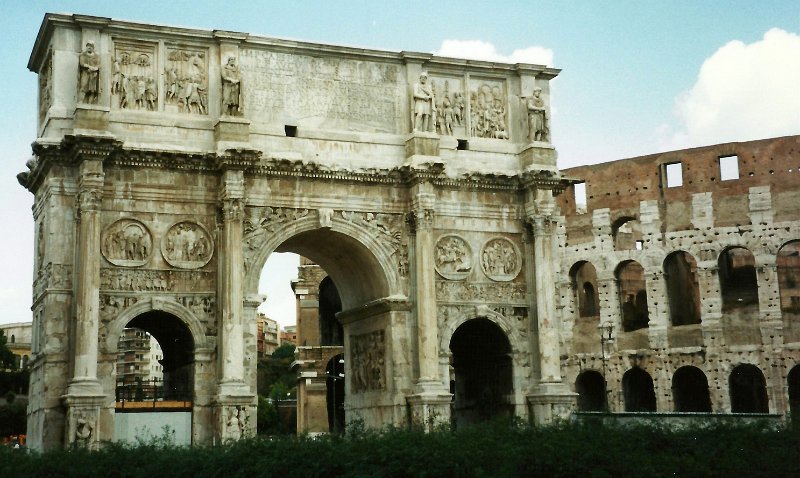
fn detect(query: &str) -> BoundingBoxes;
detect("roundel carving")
[434,234,472,280]
[480,237,521,281]
[161,221,213,269]
[101,219,153,267]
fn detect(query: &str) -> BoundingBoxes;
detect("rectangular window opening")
[665,162,683,188]
[574,182,587,214]
[719,155,739,181]
[456,139,469,150]
[635,240,644,250]
[284,125,297,137]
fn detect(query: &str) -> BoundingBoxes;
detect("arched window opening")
[729,364,768,413]
[10,334,14,343]
[570,261,600,318]
[617,261,649,332]
[672,366,711,412]
[450,318,513,427]
[115,311,193,408]
[719,247,759,311]
[622,367,656,412]
[325,354,345,434]
[576,370,606,411]
[612,217,642,251]
[664,251,702,326]
[788,365,800,425]
[778,241,800,342]
[319,276,343,346]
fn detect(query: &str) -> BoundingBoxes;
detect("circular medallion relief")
[480,237,521,281]
[101,219,153,267]
[434,234,473,280]
[161,221,213,269]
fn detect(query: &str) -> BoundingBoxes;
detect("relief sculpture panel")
[164,47,208,115]
[434,234,472,280]
[469,79,508,139]
[480,237,521,281]
[350,330,386,393]
[161,221,213,269]
[112,41,158,111]
[100,268,215,292]
[101,219,153,267]
[429,76,466,137]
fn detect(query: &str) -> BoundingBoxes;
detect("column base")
[62,392,105,449]
[406,379,452,430]
[526,382,577,426]
[215,380,256,443]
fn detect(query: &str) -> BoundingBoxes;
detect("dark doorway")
[788,365,800,426]
[729,364,769,413]
[672,366,711,412]
[326,354,345,433]
[576,370,606,411]
[622,367,656,412]
[319,276,343,346]
[617,261,649,332]
[719,247,759,311]
[664,252,702,326]
[450,318,513,427]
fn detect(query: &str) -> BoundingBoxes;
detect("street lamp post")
[598,322,614,411]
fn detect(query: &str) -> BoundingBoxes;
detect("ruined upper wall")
[558,135,800,240]
[28,13,559,176]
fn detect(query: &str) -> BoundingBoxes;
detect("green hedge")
[1,420,797,477]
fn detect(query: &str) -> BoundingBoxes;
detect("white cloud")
[434,39,553,66]
[664,28,800,149]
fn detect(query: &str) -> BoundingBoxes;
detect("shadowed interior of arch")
[274,228,392,310]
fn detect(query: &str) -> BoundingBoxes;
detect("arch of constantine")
[19,14,569,450]
[18,14,800,450]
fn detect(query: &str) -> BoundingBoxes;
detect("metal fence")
[115,379,192,409]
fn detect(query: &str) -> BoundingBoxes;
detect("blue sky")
[1,1,798,326]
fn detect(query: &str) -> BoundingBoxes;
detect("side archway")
[622,367,656,412]
[729,364,769,413]
[672,366,711,412]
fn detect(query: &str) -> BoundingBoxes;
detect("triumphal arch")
[19,14,572,450]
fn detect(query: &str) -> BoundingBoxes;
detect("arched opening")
[622,367,656,412]
[664,252,701,326]
[325,354,345,433]
[729,364,769,413]
[788,365,800,425]
[319,276,343,346]
[777,241,800,343]
[612,217,643,251]
[616,261,649,332]
[672,366,711,412]
[719,247,759,311]
[576,370,606,411]
[570,261,600,318]
[114,310,193,445]
[449,318,513,427]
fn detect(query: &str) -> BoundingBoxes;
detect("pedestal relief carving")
[112,42,158,111]
[481,237,521,281]
[469,80,508,140]
[162,222,213,269]
[434,234,472,280]
[224,405,249,441]
[101,219,153,267]
[351,330,386,393]
[165,48,208,114]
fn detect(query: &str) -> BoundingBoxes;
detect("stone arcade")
[19,14,570,450]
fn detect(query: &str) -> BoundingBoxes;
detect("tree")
[0,329,16,370]
[271,343,296,360]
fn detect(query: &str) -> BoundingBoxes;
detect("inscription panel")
[239,49,403,132]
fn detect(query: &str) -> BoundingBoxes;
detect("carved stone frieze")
[434,234,472,280]
[99,268,215,292]
[101,219,153,267]
[469,79,508,140]
[33,263,72,299]
[435,280,526,303]
[112,41,158,111]
[350,330,386,393]
[429,77,466,137]
[162,221,213,269]
[480,237,521,281]
[165,47,208,114]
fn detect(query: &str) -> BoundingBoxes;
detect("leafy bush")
[1,420,798,477]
